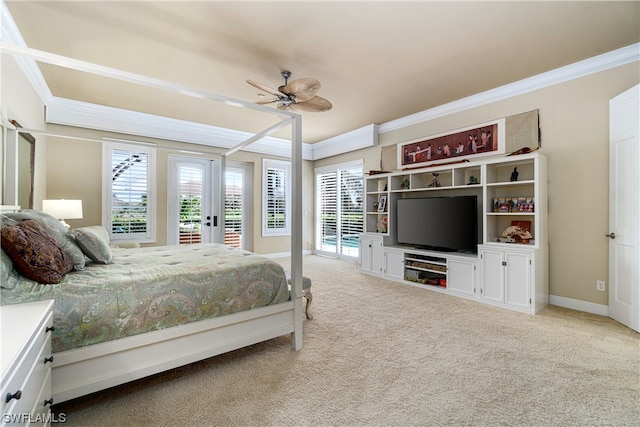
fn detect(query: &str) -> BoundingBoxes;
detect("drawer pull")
[44,356,54,364]
[46,325,55,333]
[44,398,54,407]
[5,390,22,403]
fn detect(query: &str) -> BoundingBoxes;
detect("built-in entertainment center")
[359,152,548,314]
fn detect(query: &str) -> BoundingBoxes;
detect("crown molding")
[0,1,52,105]
[46,97,313,160]
[311,124,379,160]
[378,43,640,134]
[3,0,637,161]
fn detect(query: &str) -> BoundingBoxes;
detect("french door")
[167,156,220,245]
[168,156,252,250]
[315,161,363,259]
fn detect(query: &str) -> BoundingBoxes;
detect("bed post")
[290,113,304,351]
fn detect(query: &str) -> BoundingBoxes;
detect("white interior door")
[167,156,220,245]
[608,84,639,332]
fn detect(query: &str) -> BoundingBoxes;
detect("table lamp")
[42,199,83,229]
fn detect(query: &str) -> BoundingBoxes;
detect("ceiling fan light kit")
[247,70,332,112]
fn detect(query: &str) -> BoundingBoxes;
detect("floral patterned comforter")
[0,244,290,353]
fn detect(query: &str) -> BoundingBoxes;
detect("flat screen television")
[396,196,478,253]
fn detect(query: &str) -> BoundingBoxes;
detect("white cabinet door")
[479,248,504,303]
[448,258,476,296]
[480,245,534,311]
[384,249,405,279]
[504,251,531,309]
[359,234,383,274]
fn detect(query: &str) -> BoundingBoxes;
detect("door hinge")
[502,261,507,266]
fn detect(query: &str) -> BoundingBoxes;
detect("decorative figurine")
[401,178,410,190]
[428,172,441,188]
[468,175,479,185]
[510,167,519,182]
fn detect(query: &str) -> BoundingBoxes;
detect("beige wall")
[4,50,638,306]
[41,126,314,254]
[1,54,47,208]
[318,62,639,306]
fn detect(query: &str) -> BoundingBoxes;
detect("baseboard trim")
[265,250,313,259]
[549,295,609,316]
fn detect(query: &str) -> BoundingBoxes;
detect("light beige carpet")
[54,255,639,426]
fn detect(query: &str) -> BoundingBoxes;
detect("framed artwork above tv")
[397,118,506,170]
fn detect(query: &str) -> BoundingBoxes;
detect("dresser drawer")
[1,307,53,426]
[29,369,52,426]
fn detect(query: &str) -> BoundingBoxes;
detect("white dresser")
[1,301,54,426]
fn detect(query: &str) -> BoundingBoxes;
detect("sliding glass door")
[315,161,363,259]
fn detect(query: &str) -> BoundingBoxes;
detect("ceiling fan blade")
[281,77,321,102]
[246,79,282,97]
[255,98,279,105]
[291,96,332,112]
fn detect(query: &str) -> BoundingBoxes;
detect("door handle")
[605,233,616,239]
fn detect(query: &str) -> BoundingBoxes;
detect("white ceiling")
[4,1,640,144]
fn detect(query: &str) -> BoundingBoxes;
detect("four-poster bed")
[0,42,305,404]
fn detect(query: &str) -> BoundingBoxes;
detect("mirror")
[3,120,35,209]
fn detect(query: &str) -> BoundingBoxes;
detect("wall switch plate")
[596,280,606,291]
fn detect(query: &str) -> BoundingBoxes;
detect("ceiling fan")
[246,71,332,112]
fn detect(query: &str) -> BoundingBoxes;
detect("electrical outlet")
[596,280,606,292]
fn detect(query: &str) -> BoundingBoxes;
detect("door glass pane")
[225,169,243,248]
[316,165,363,257]
[316,171,337,253]
[179,164,203,244]
[339,166,363,257]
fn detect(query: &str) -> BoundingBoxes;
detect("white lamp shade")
[42,199,83,220]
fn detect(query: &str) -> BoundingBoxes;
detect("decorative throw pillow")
[1,248,14,288]
[72,228,113,264]
[4,210,86,270]
[1,219,74,284]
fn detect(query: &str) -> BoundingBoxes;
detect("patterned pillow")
[1,248,14,288]
[4,210,86,270]
[0,219,74,284]
[72,228,113,264]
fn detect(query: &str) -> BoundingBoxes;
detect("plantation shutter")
[225,169,243,248]
[316,171,337,252]
[263,159,290,236]
[315,161,363,257]
[108,143,155,241]
[178,164,203,245]
[339,166,363,256]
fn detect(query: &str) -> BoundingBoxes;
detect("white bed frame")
[0,42,305,404]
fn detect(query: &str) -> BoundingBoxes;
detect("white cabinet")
[364,175,390,235]
[447,257,476,297]
[1,300,54,426]
[359,234,383,274]
[383,248,404,279]
[360,152,548,315]
[478,245,546,313]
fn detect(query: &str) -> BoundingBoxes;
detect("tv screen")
[396,196,478,252]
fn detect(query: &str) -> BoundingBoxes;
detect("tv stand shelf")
[404,253,447,287]
[360,152,548,315]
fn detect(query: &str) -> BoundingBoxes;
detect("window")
[222,161,251,250]
[103,142,156,242]
[178,163,204,245]
[315,161,363,258]
[262,159,291,236]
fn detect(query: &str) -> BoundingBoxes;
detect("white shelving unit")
[360,152,548,314]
